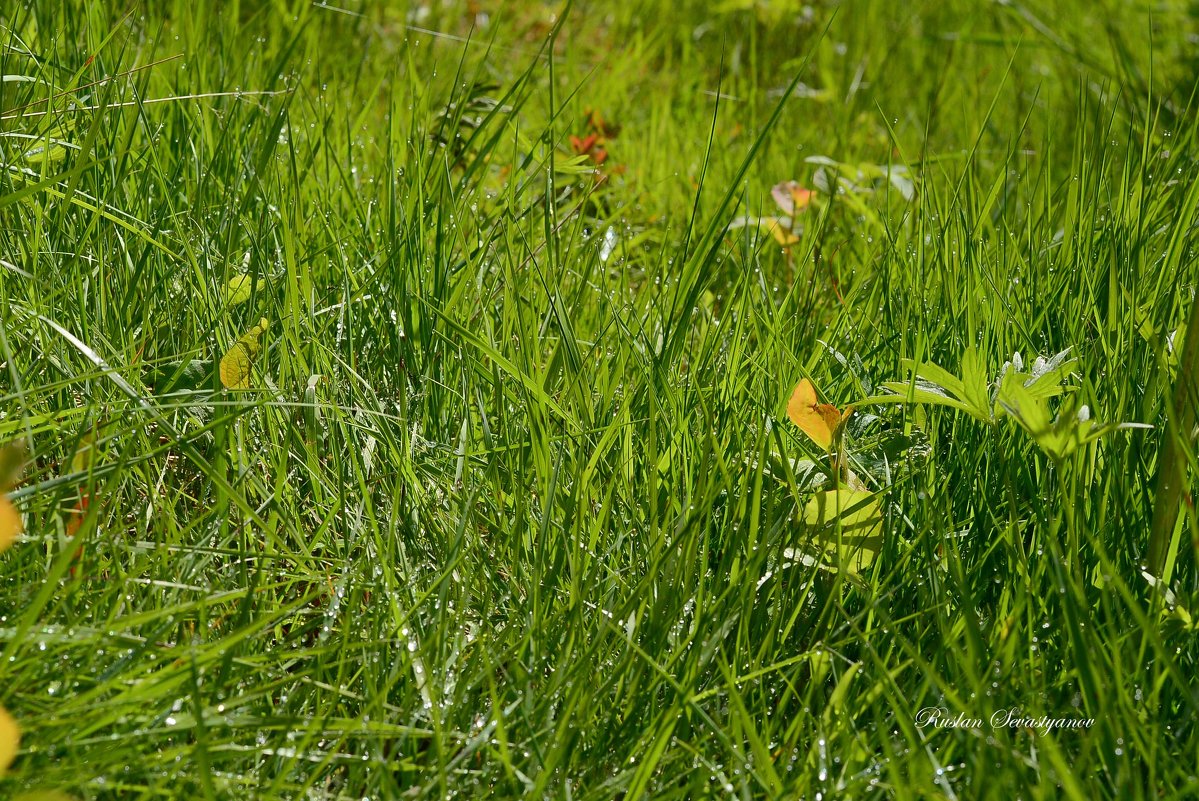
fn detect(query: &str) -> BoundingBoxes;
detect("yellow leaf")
[765,217,800,246]
[787,378,848,451]
[0,705,18,776]
[0,496,20,553]
[800,489,883,574]
[219,318,269,390]
[224,274,265,307]
[0,442,25,553]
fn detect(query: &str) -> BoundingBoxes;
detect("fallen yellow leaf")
[219,318,269,390]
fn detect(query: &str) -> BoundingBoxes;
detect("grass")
[1,0,1197,798]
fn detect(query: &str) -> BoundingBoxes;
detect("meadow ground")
[1,1,1197,798]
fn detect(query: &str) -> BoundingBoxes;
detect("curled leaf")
[787,379,850,451]
[219,318,269,390]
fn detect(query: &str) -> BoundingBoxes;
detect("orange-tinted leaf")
[570,133,598,155]
[787,378,843,450]
[771,180,814,216]
[585,108,620,138]
[1,495,22,553]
